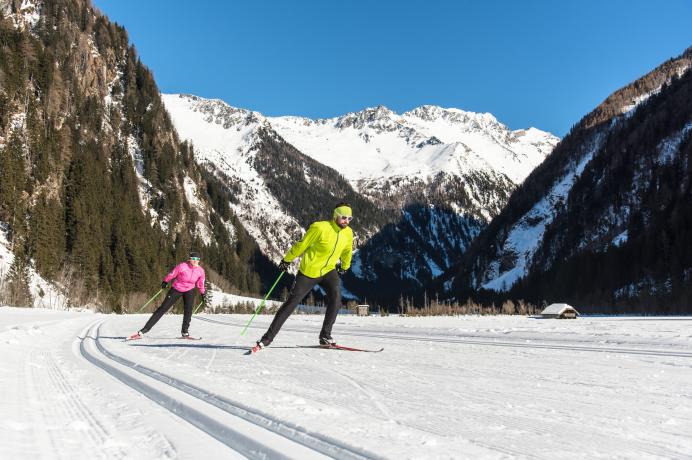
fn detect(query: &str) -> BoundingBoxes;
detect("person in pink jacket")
[128,251,207,340]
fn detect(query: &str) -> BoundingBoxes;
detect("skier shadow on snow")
[130,343,250,351]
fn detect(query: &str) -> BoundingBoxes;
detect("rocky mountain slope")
[0,0,268,309]
[449,46,692,313]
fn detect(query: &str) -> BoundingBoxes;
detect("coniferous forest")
[0,0,269,310]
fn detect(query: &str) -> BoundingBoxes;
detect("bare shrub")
[501,300,516,315]
[385,296,539,317]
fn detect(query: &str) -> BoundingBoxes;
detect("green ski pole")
[192,300,205,315]
[136,288,163,313]
[240,271,285,336]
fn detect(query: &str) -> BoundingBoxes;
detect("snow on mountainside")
[164,94,557,198]
[162,94,557,254]
[478,130,606,291]
[269,104,557,186]
[161,95,302,261]
[452,47,692,310]
[0,226,69,309]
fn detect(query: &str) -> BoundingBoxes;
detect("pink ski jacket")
[164,262,206,294]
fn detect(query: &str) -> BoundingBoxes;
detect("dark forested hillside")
[0,0,267,309]
[450,46,692,313]
[252,127,498,306]
[252,127,392,232]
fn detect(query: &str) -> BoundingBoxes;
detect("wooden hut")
[540,303,579,319]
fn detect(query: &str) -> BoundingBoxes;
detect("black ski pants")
[260,269,341,346]
[141,288,195,334]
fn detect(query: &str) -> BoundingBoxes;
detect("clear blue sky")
[93,0,692,136]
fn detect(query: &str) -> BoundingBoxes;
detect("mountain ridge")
[449,45,692,313]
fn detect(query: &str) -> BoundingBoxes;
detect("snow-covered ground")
[2,307,692,459]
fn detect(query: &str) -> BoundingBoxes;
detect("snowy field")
[2,307,692,459]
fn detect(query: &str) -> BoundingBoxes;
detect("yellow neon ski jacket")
[283,220,353,278]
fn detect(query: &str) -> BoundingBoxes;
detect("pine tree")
[28,192,64,278]
[0,128,27,227]
[5,243,34,308]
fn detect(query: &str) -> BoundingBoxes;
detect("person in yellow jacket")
[253,202,354,351]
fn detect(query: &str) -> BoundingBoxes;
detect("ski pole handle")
[136,288,163,313]
[192,300,205,315]
[240,271,285,336]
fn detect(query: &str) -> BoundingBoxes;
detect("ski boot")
[126,331,143,341]
[319,336,336,348]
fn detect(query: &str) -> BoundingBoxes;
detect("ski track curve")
[193,316,692,359]
[80,319,381,460]
[20,322,132,460]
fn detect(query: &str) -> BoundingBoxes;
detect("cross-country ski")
[246,343,384,354]
[301,344,385,353]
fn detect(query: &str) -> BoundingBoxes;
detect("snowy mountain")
[162,94,558,302]
[270,104,556,187]
[450,46,692,312]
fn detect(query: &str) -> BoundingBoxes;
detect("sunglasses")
[336,214,353,222]
[190,257,201,261]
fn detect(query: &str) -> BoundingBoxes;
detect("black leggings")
[260,270,341,345]
[141,288,195,334]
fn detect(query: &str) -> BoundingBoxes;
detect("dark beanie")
[189,250,201,259]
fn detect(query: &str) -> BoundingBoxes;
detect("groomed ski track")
[79,319,379,460]
[5,308,692,459]
[194,315,692,359]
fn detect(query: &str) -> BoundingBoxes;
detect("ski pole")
[240,271,285,336]
[192,300,205,315]
[136,288,163,313]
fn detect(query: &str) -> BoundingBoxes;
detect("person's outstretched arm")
[283,223,320,262]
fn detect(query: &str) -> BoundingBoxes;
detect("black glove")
[202,291,212,304]
[161,281,168,289]
[337,266,347,276]
[278,260,290,272]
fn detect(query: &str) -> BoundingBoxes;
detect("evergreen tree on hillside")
[0,128,28,235]
[28,192,64,279]
[4,242,34,308]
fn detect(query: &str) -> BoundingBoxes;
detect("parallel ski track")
[79,319,379,460]
[194,316,692,359]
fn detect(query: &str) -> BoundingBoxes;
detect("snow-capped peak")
[163,92,559,186]
[169,94,261,130]
[334,105,398,130]
[404,104,498,127]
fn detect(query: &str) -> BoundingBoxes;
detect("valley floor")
[2,307,691,459]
